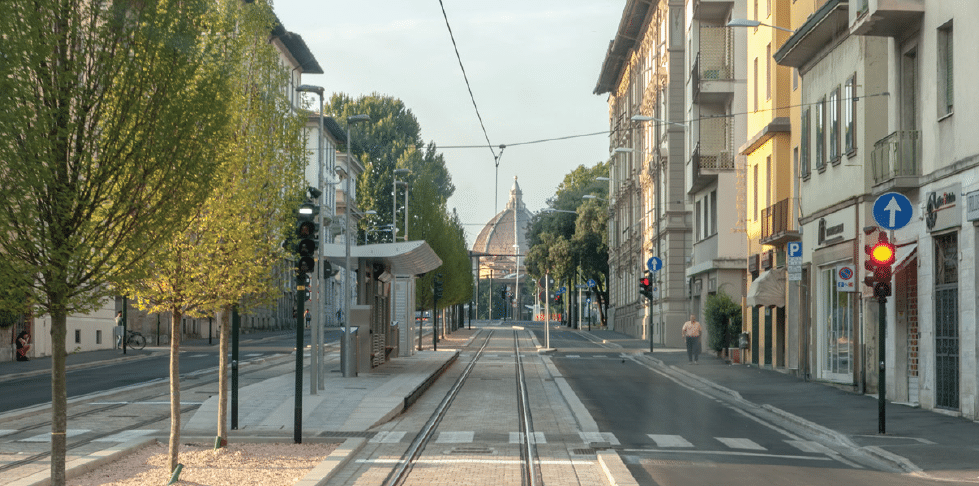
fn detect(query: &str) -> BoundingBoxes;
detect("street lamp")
[582,194,607,201]
[393,168,409,242]
[342,113,370,378]
[631,114,687,128]
[725,18,794,33]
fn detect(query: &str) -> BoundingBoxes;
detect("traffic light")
[639,273,653,300]
[864,232,895,299]
[553,293,562,305]
[500,286,507,301]
[434,273,444,300]
[295,202,319,274]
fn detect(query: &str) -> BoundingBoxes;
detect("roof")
[320,241,443,276]
[270,14,323,74]
[593,0,654,95]
[472,177,533,256]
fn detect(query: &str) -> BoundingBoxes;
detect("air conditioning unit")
[761,250,773,270]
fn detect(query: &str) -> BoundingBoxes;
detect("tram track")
[382,327,542,486]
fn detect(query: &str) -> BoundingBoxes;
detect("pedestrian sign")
[873,192,913,230]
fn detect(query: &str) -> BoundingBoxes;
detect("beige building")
[595,0,690,346]
[777,0,979,419]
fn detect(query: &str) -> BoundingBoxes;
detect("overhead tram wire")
[437,0,508,212]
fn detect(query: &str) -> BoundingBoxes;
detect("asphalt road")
[1,329,342,413]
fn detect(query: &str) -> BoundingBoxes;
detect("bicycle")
[125,329,146,350]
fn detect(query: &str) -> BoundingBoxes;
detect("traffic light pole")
[878,296,886,434]
[294,285,305,444]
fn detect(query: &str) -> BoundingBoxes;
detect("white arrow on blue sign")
[873,192,913,230]
[647,256,663,272]
[587,279,597,288]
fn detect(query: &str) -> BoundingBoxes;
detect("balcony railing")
[871,130,920,187]
[760,198,799,246]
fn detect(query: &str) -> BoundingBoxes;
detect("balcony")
[693,0,735,21]
[773,0,848,68]
[760,198,801,246]
[692,28,735,105]
[871,130,920,191]
[851,0,924,37]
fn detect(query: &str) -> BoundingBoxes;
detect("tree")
[0,1,233,482]
[118,0,307,469]
[525,162,610,325]
[704,290,742,352]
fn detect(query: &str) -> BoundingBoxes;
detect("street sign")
[586,298,591,304]
[587,279,597,288]
[647,256,663,272]
[835,264,856,292]
[873,192,913,230]
[787,241,802,282]
[559,286,567,293]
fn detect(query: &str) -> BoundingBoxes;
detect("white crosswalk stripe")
[93,430,156,442]
[648,434,694,448]
[370,431,407,444]
[716,437,767,450]
[436,431,474,443]
[509,432,547,444]
[579,431,620,445]
[21,429,89,442]
[785,439,834,454]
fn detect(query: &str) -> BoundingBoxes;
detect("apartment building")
[685,0,748,342]
[595,0,690,346]
[776,0,979,419]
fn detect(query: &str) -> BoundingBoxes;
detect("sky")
[275,1,624,246]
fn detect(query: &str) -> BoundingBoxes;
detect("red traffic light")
[867,233,895,265]
[640,277,651,287]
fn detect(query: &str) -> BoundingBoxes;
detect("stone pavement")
[585,328,979,484]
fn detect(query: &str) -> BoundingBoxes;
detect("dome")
[473,177,533,279]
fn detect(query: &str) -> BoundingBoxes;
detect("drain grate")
[571,448,596,455]
[445,446,495,455]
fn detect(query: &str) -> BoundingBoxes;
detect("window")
[821,266,854,379]
[766,44,772,100]
[793,68,799,91]
[801,108,810,177]
[938,21,953,117]
[815,97,826,170]
[794,147,800,181]
[753,165,759,220]
[710,190,717,236]
[75,329,81,344]
[829,87,840,163]
[766,0,771,17]
[844,74,856,154]
[766,156,772,210]
[96,330,102,345]
[696,200,702,241]
[753,58,759,112]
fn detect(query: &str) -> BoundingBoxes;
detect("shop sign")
[925,183,961,232]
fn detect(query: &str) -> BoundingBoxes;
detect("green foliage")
[704,290,743,352]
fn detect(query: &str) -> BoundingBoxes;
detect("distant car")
[415,311,431,322]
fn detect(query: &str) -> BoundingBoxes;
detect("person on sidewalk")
[304,309,311,329]
[16,331,31,361]
[681,315,702,363]
[114,311,124,349]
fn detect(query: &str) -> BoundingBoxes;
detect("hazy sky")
[275,1,624,245]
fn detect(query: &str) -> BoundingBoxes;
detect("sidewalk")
[587,328,979,483]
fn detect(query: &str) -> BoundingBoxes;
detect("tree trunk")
[216,305,231,445]
[50,308,67,485]
[168,309,182,473]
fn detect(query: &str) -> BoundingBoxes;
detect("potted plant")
[704,290,743,363]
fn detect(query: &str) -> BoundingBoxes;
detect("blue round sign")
[873,192,913,230]
[647,256,663,272]
[587,279,597,288]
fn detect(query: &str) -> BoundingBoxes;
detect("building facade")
[596,0,691,346]
[777,0,979,419]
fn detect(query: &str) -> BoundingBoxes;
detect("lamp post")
[725,18,795,33]
[296,85,325,394]
[343,113,370,378]
[393,169,409,242]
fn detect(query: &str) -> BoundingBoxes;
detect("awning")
[746,268,786,307]
[894,243,917,273]
[320,240,443,276]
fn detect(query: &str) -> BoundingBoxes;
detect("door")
[934,233,959,410]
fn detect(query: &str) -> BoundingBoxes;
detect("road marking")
[647,434,694,448]
[370,431,407,444]
[579,431,619,445]
[510,432,547,444]
[622,448,831,461]
[0,430,16,438]
[716,437,767,450]
[436,431,474,443]
[358,458,595,465]
[566,355,581,358]
[21,429,89,442]
[785,439,834,454]
[93,430,156,442]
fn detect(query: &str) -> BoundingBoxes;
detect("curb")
[297,437,367,486]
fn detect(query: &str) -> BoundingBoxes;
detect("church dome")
[473,177,533,278]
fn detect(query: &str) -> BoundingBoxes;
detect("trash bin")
[739,332,750,349]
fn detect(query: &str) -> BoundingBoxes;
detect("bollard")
[167,464,183,485]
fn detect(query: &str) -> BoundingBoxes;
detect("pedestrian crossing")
[366,430,833,456]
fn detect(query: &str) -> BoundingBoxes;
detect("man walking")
[681,314,702,363]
